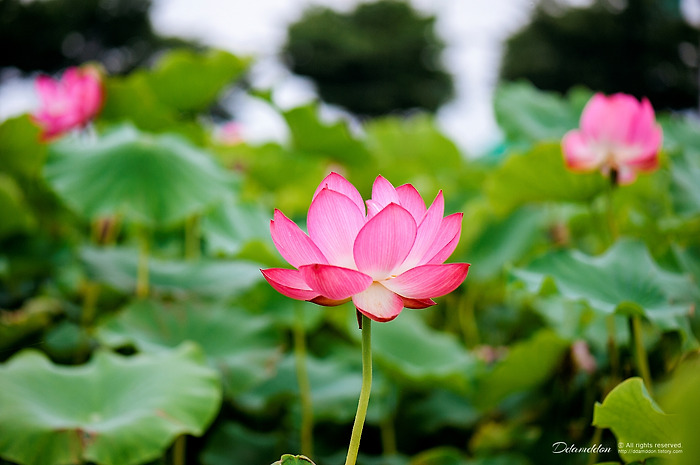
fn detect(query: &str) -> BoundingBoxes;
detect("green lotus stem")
[83,215,123,328]
[136,227,150,298]
[602,173,622,392]
[294,304,314,457]
[606,172,619,243]
[91,215,120,245]
[344,314,372,465]
[380,414,397,456]
[586,427,603,465]
[459,289,479,348]
[184,215,200,260]
[632,315,653,393]
[172,435,185,465]
[605,314,620,388]
[81,281,99,327]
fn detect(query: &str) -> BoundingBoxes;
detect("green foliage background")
[2,0,700,460]
[0,46,698,465]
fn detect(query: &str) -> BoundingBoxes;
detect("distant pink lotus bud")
[261,173,470,322]
[32,66,104,141]
[215,121,244,145]
[571,340,597,375]
[474,345,508,365]
[562,93,662,185]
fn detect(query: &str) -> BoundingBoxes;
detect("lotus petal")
[261,268,319,300]
[383,263,470,299]
[299,264,372,300]
[353,282,404,322]
[270,209,327,268]
[353,203,416,280]
[307,188,365,268]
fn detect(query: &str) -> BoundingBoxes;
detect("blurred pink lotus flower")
[562,93,662,185]
[571,340,597,375]
[262,173,470,322]
[215,121,244,145]
[32,66,104,141]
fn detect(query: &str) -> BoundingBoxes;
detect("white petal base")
[352,282,404,322]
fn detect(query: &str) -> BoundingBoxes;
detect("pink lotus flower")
[215,121,244,145]
[261,173,470,322]
[571,340,596,375]
[562,93,662,185]
[32,66,104,141]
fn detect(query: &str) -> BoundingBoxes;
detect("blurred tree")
[500,0,699,110]
[0,0,193,76]
[282,0,453,117]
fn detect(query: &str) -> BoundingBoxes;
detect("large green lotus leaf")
[345,311,478,391]
[99,70,199,143]
[474,330,568,409]
[528,294,636,356]
[660,359,700,465]
[282,104,371,166]
[239,143,334,217]
[669,150,700,218]
[0,173,35,239]
[0,297,62,352]
[672,246,700,289]
[0,343,221,465]
[236,350,395,424]
[97,299,282,396]
[98,71,183,132]
[235,352,358,417]
[44,320,91,363]
[44,124,233,227]
[528,295,595,342]
[659,115,700,221]
[198,191,282,265]
[244,290,324,332]
[236,240,289,269]
[593,378,679,463]
[201,197,274,256]
[512,239,697,325]
[100,49,248,139]
[660,114,700,157]
[465,206,547,282]
[494,81,592,145]
[605,168,673,254]
[80,246,263,298]
[201,422,280,465]
[362,114,463,195]
[146,49,249,112]
[408,389,480,433]
[485,143,607,215]
[0,115,47,178]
